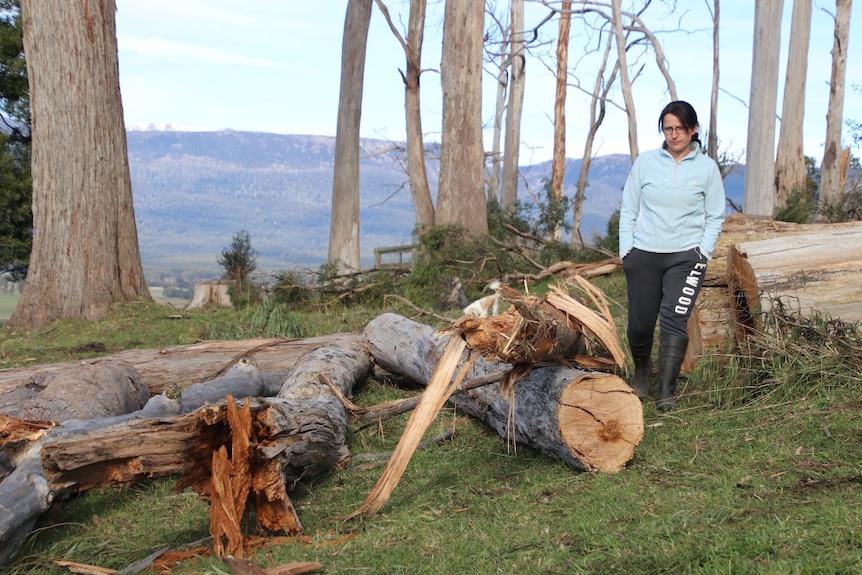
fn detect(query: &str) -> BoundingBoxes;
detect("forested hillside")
[127,129,744,282]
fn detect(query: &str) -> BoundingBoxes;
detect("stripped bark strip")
[346,336,469,519]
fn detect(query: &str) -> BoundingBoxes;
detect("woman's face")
[661,113,696,160]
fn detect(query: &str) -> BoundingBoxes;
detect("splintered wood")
[207,397,303,558]
[350,279,641,519]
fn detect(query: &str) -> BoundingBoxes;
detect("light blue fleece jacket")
[619,143,726,260]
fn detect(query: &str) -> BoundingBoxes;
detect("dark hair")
[658,100,701,144]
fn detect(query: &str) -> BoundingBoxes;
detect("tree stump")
[187,280,234,309]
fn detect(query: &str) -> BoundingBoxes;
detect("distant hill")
[127,130,744,281]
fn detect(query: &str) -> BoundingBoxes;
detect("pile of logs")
[0,282,644,570]
[685,214,862,369]
[1,215,859,571]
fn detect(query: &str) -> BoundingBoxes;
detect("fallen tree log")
[728,221,862,342]
[0,360,152,566]
[0,339,370,565]
[362,313,643,474]
[0,359,148,424]
[687,215,862,368]
[0,334,362,400]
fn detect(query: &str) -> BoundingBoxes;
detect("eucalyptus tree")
[743,0,784,217]
[775,0,812,210]
[374,0,435,236]
[436,0,487,235]
[10,0,150,329]
[328,0,373,273]
[820,0,853,201]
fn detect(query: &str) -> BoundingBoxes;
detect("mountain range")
[126,129,744,283]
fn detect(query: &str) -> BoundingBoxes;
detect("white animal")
[462,280,503,318]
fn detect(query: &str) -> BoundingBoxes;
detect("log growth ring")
[556,373,644,473]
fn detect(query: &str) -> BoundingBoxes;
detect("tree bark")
[820,0,853,201]
[375,0,435,234]
[328,0,373,272]
[708,0,720,163]
[0,334,364,401]
[0,360,148,423]
[436,0,487,235]
[362,313,643,473]
[611,0,638,162]
[0,339,371,566]
[549,0,571,241]
[744,0,784,216]
[12,0,150,329]
[687,215,862,365]
[727,221,862,341]
[501,0,525,211]
[775,0,812,209]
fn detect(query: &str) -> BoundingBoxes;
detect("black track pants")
[622,247,708,347]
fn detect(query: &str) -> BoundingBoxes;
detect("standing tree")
[217,230,258,290]
[549,0,571,242]
[611,0,638,162]
[743,0,784,216]
[819,0,853,201]
[328,0,372,273]
[485,3,510,204]
[375,0,435,236]
[436,0,487,235]
[9,0,150,329]
[775,0,812,210]
[707,0,721,164]
[500,0,525,211]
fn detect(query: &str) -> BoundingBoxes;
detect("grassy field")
[0,289,189,324]
[1,273,861,575]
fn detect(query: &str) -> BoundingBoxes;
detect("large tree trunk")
[819,0,853,201]
[775,0,812,209]
[436,0,487,235]
[362,313,643,473]
[728,221,862,341]
[743,0,784,216]
[328,0,372,272]
[11,0,150,329]
[500,0,525,211]
[687,215,862,366]
[0,334,364,402]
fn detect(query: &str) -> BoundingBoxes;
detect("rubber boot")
[629,349,652,398]
[656,334,688,411]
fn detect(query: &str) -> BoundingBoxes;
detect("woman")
[619,101,726,410]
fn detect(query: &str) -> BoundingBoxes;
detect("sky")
[115,0,862,166]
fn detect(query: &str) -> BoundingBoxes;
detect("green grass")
[2,273,862,575]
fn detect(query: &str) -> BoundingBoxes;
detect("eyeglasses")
[662,126,689,136]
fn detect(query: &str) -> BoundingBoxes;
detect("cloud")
[118,35,276,68]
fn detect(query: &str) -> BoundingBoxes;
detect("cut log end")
[556,373,644,473]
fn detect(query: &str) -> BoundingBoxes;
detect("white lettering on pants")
[675,262,707,315]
